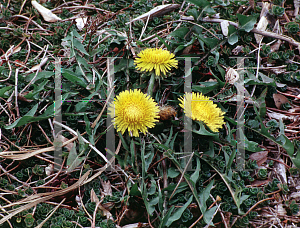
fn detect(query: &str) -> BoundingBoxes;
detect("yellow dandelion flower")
[134,48,178,77]
[108,89,160,137]
[178,92,225,132]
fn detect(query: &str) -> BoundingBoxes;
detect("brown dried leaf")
[45,164,54,176]
[100,205,114,220]
[58,135,74,152]
[220,20,229,36]
[272,20,281,34]
[270,40,282,52]
[267,111,292,121]
[275,159,287,184]
[290,192,300,198]
[25,57,48,73]
[182,45,193,55]
[249,151,268,166]
[249,0,255,9]
[232,45,243,55]
[90,188,100,204]
[275,204,287,216]
[31,1,61,22]
[100,179,112,197]
[91,189,114,220]
[260,2,270,16]
[254,3,270,44]
[273,93,290,109]
[251,179,270,187]
[76,17,88,31]
[225,68,239,85]
[223,212,232,227]
[254,16,268,43]
[17,94,33,103]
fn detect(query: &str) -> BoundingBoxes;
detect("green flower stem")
[147,72,155,97]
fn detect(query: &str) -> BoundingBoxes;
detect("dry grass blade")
[126,4,180,25]
[90,189,113,226]
[169,152,194,200]
[53,120,109,164]
[35,198,65,228]
[0,136,78,160]
[84,138,121,185]
[0,171,90,225]
[91,85,114,128]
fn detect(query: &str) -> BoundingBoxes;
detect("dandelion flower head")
[134,48,178,77]
[178,92,225,132]
[108,89,160,137]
